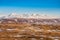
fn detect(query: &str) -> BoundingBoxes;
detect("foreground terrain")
[0,23,60,40]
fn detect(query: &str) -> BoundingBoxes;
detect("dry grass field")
[0,23,60,40]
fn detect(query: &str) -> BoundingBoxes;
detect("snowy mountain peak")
[0,13,59,19]
[9,13,17,16]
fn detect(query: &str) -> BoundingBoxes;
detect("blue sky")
[0,0,60,17]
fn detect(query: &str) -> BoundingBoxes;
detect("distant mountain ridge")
[0,13,60,25]
[0,13,59,19]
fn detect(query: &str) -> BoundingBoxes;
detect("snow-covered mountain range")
[0,13,59,19]
[0,13,60,25]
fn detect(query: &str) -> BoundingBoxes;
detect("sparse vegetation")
[0,23,60,40]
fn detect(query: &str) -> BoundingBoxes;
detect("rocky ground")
[0,23,60,40]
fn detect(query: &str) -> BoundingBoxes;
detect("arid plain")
[0,18,60,40]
